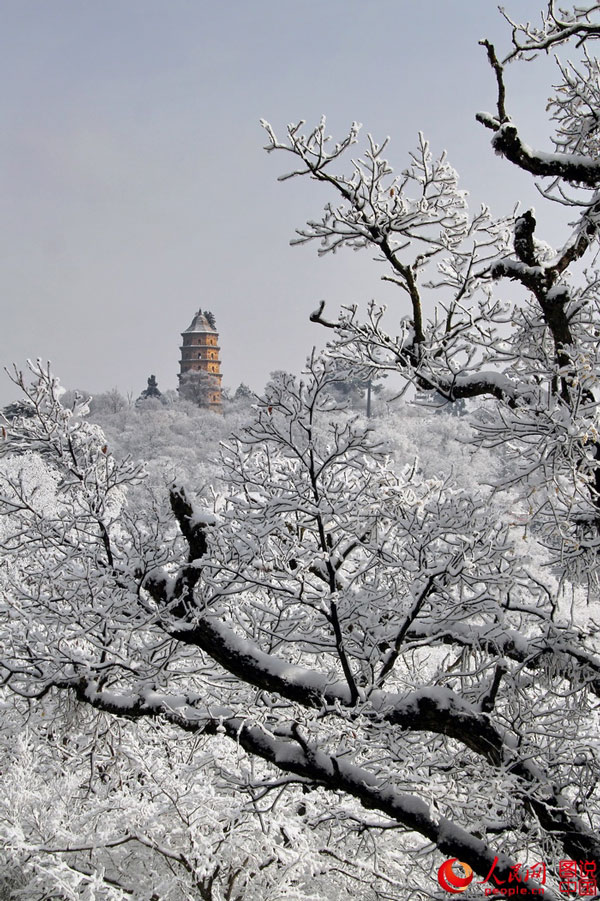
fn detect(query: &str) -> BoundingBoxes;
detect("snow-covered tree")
[179,370,221,408]
[4,5,600,898]
[1,693,390,901]
[261,4,600,583]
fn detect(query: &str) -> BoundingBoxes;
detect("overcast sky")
[0,1,566,406]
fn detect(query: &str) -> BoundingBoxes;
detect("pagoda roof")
[182,309,217,334]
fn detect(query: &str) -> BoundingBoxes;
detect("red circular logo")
[437,859,474,893]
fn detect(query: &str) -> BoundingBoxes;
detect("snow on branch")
[60,676,558,899]
[501,2,600,62]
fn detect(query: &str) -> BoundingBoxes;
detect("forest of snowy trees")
[3,4,600,899]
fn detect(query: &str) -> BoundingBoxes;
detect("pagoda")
[178,309,222,410]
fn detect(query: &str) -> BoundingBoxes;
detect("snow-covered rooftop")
[182,310,217,334]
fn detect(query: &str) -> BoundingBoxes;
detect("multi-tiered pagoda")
[178,309,222,410]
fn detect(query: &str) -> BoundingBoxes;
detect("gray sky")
[0,1,564,406]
